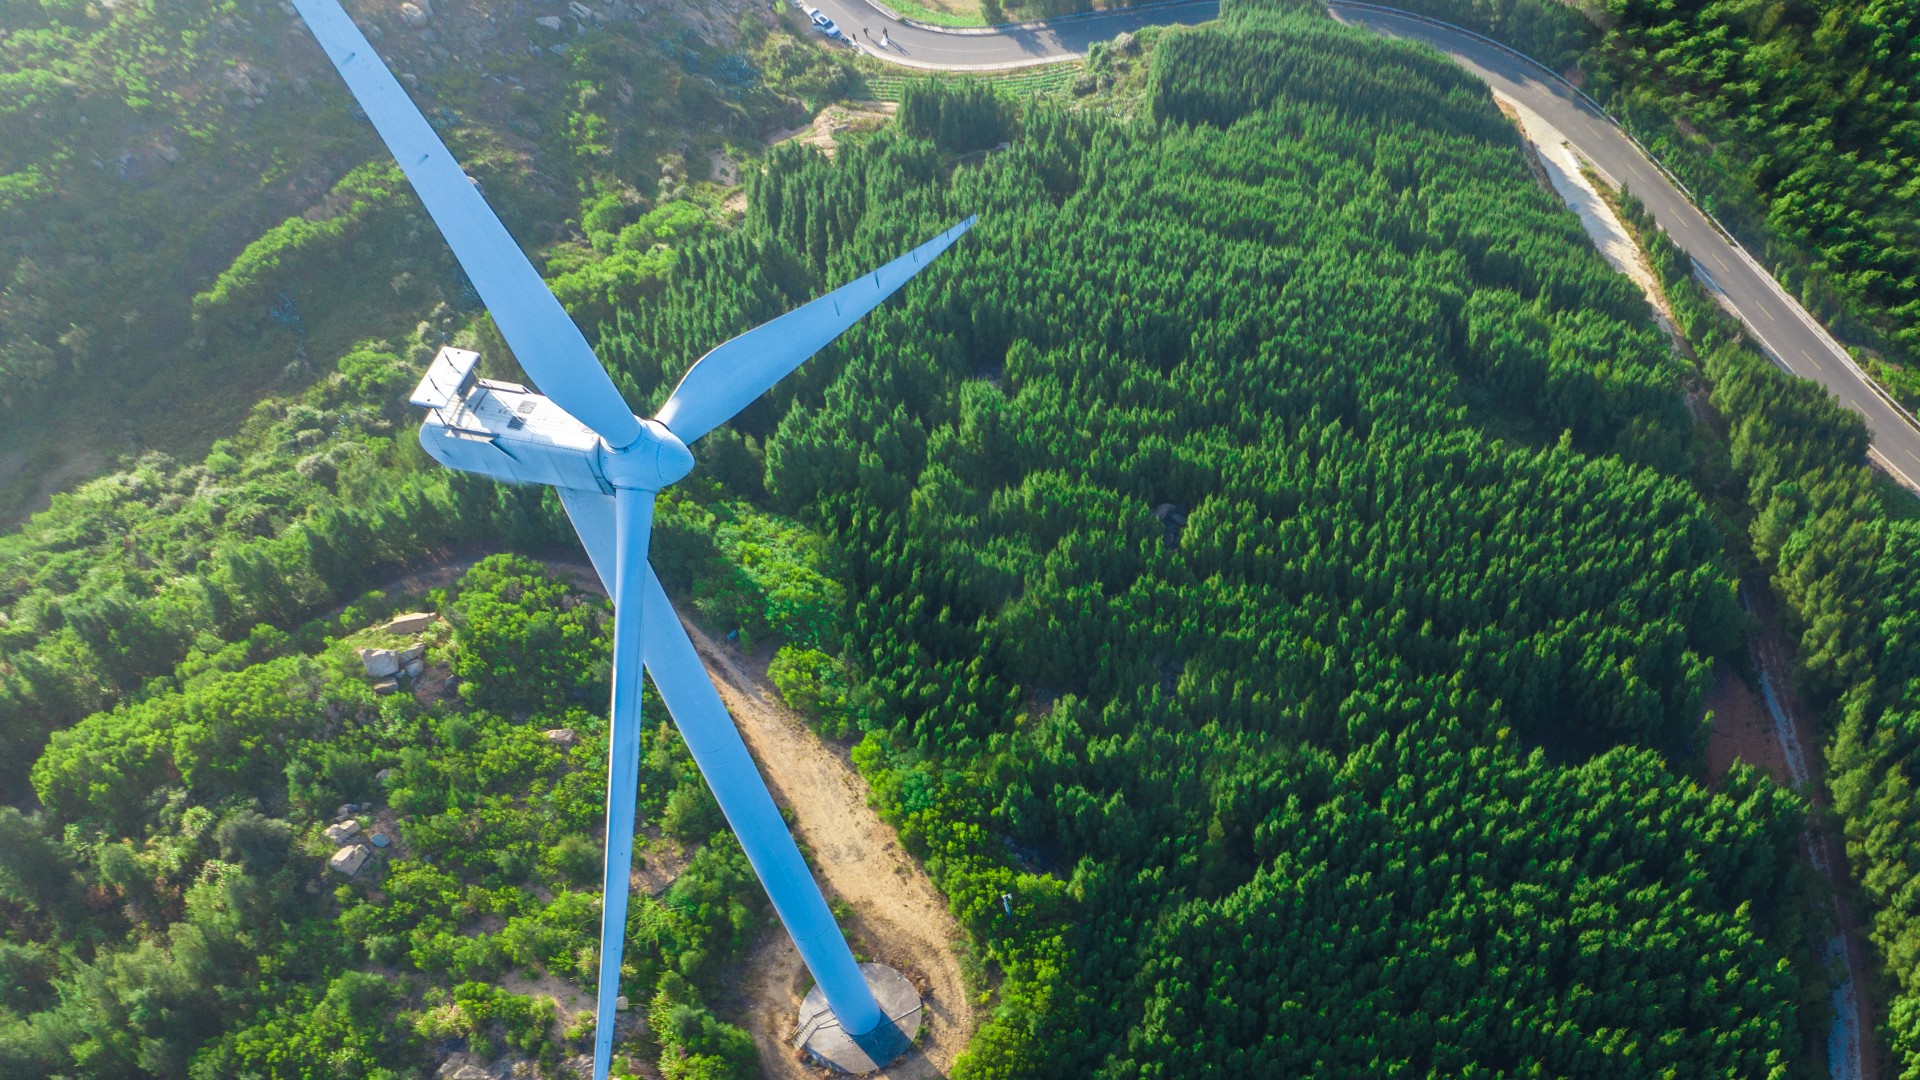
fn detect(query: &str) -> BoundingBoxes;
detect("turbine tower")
[287,2,971,1074]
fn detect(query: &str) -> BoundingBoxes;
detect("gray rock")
[328,845,370,877]
[375,768,394,785]
[370,832,391,849]
[543,728,579,748]
[372,677,401,696]
[535,14,562,29]
[334,803,356,821]
[399,2,429,27]
[324,819,361,845]
[402,658,425,679]
[401,643,427,664]
[383,612,437,635]
[360,647,400,679]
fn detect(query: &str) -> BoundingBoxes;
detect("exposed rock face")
[434,1051,537,1079]
[543,728,579,748]
[360,648,401,678]
[383,612,437,635]
[329,845,370,876]
[324,819,361,845]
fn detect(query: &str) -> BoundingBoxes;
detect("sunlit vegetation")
[1594,0,1920,380]
[614,4,1820,1071]
[2,0,1900,1075]
[1371,0,1920,404]
[0,0,847,520]
[1616,185,1920,1075]
[1,548,829,1078]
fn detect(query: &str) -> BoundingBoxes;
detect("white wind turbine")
[288,2,971,1075]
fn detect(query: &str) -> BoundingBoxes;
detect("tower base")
[793,962,923,1074]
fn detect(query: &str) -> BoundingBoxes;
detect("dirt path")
[1740,584,1879,1080]
[680,623,974,1079]
[1703,664,1791,785]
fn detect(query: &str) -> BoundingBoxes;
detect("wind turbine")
[287,2,971,1075]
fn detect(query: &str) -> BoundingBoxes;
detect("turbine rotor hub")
[600,419,694,492]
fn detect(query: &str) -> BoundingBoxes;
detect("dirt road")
[681,623,974,1078]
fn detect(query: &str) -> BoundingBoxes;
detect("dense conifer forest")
[2,0,1912,1076]
[1370,0,1920,404]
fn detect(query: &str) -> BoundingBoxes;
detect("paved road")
[1326,6,1920,489]
[818,0,1920,486]
[809,0,1216,69]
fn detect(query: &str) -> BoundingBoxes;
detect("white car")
[803,7,842,38]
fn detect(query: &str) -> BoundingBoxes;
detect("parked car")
[803,7,843,38]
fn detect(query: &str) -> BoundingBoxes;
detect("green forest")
[0,0,850,520]
[2,0,1915,1076]
[1360,0,1920,410]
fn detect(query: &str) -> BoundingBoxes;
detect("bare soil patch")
[766,102,898,158]
[1703,664,1790,784]
[681,622,973,1078]
[631,832,693,898]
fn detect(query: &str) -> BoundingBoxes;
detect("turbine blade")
[639,563,883,1034]
[558,487,617,596]
[287,0,642,448]
[591,488,655,1080]
[654,217,976,444]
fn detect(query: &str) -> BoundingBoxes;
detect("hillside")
[1,0,1904,1077]
[0,0,845,522]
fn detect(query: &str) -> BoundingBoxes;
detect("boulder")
[383,612,437,635]
[324,819,361,845]
[375,768,394,785]
[434,1055,494,1080]
[328,845,370,877]
[535,15,562,29]
[334,803,357,821]
[399,2,429,27]
[369,832,392,849]
[372,677,401,696]
[402,658,425,679]
[401,643,427,664]
[543,728,578,748]
[360,647,400,679]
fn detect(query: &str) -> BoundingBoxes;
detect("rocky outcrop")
[329,845,370,877]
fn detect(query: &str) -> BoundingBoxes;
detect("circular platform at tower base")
[794,962,924,1074]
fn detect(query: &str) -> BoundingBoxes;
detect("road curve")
[817,0,1920,486]
[810,0,1217,69]
[1325,5,1920,490]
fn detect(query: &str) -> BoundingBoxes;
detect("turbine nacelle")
[411,346,692,493]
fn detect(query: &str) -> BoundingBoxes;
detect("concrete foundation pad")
[794,962,923,1074]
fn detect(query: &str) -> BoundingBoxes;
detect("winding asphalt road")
[811,0,1216,69]
[811,0,1920,488]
